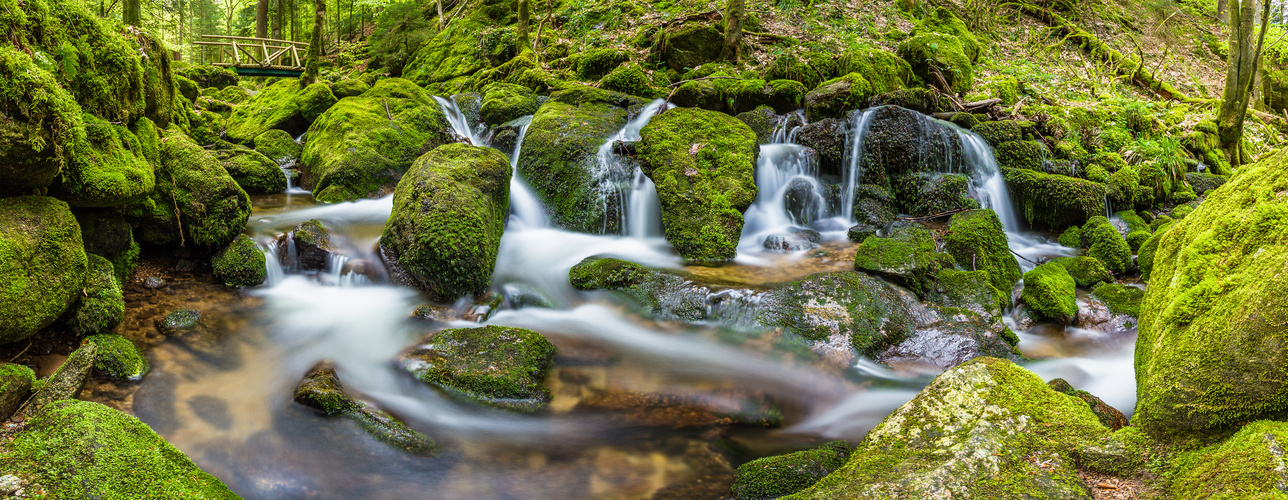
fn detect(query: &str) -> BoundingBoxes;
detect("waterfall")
[956,130,1021,233]
[589,98,669,238]
[505,115,550,230]
[433,95,482,146]
[840,109,878,223]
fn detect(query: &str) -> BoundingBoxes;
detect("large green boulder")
[897,33,974,94]
[226,80,337,143]
[403,20,496,85]
[1090,283,1143,318]
[479,82,539,125]
[300,78,453,202]
[804,73,874,121]
[944,209,1021,304]
[651,23,725,72]
[638,107,758,263]
[128,130,251,250]
[1051,256,1114,288]
[0,196,88,344]
[732,441,852,500]
[215,143,287,194]
[1003,167,1106,229]
[853,224,953,298]
[61,254,124,337]
[52,114,156,207]
[398,325,557,413]
[1171,420,1288,497]
[0,47,85,196]
[1021,261,1077,324]
[380,144,510,301]
[1081,216,1131,274]
[791,358,1108,498]
[517,86,643,232]
[213,234,267,287]
[1134,151,1288,441]
[1137,221,1173,282]
[253,128,302,163]
[0,400,237,498]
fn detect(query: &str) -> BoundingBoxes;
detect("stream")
[128,99,1137,499]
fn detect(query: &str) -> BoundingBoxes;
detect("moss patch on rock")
[1082,216,1132,274]
[480,82,539,125]
[732,441,852,500]
[253,128,302,164]
[61,254,124,337]
[1003,167,1106,229]
[944,209,1021,303]
[86,333,149,381]
[398,325,557,413]
[130,129,251,251]
[853,224,953,298]
[0,196,88,344]
[1021,261,1077,323]
[213,234,266,287]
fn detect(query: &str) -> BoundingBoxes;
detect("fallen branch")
[897,207,971,221]
[1010,248,1040,265]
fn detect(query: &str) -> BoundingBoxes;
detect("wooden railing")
[194,35,309,74]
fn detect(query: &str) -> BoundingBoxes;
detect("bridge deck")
[196,35,308,77]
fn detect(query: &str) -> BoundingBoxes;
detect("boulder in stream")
[215,143,287,194]
[294,361,437,455]
[479,82,539,126]
[293,219,339,271]
[85,333,150,381]
[1003,168,1105,229]
[0,196,89,344]
[730,441,852,500]
[51,114,157,207]
[1020,262,1077,324]
[127,130,252,251]
[853,223,953,298]
[380,144,510,302]
[1081,216,1132,275]
[1050,256,1114,288]
[254,128,303,164]
[212,234,267,288]
[569,257,710,321]
[398,325,557,413]
[60,254,125,336]
[943,209,1021,304]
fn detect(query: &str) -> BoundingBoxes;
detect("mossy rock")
[226,80,335,143]
[1021,262,1077,323]
[853,224,954,298]
[178,65,238,89]
[0,196,88,344]
[253,129,302,163]
[0,400,237,498]
[213,234,266,288]
[398,325,557,413]
[971,120,1021,146]
[731,441,852,500]
[1057,226,1082,248]
[1170,420,1288,497]
[836,45,913,96]
[0,47,84,197]
[215,143,287,194]
[129,130,251,251]
[403,20,502,85]
[61,254,124,337]
[599,63,660,99]
[736,106,777,144]
[568,257,709,321]
[892,172,979,217]
[156,308,203,337]
[1186,172,1228,196]
[300,78,454,202]
[1047,378,1128,431]
[49,113,155,207]
[73,209,139,285]
[757,271,917,356]
[790,358,1109,498]
[637,107,758,263]
[1051,256,1113,288]
[1081,216,1131,274]
[1075,427,1152,476]
[1090,283,1143,318]
[915,7,981,62]
[932,268,1006,321]
[479,82,540,125]
[804,73,874,121]
[896,33,974,94]
[1002,167,1106,229]
[571,47,631,80]
[651,23,725,72]
[0,363,35,420]
[944,209,1021,304]
[294,361,437,454]
[867,88,944,115]
[174,75,199,103]
[1136,221,1172,282]
[380,144,510,301]
[1106,167,1140,212]
[331,78,371,98]
[761,51,837,90]
[293,219,338,271]
[86,333,149,381]
[993,140,1047,171]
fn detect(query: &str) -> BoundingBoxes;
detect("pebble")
[0,474,21,494]
[144,276,166,289]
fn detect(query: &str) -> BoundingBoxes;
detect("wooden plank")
[199,34,308,47]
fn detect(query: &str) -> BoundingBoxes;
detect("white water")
[502,116,549,230]
[433,95,482,146]
[590,99,670,237]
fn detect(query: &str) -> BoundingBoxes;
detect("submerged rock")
[569,257,711,321]
[853,223,953,298]
[0,400,237,498]
[730,441,852,500]
[791,358,1109,498]
[212,234,266,288]
[638,107,758,263]
[293,361,437,455]
[0,196,89,344]
[398,325,557,413]
[61,254,125,336]
[380,144,510,302]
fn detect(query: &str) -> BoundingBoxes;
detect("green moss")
[1084,164,1110,183]
[331,78,371,98]
[399,325,557,413]
[854,224,954,298]
[972,121,1021,146]
[212,234,266,287]
[380,144,511,301]
[567,257,708,321]
[1058,226,1082,248]
[86,333,149,381]
[156,308,202,336]
[253,129,302,163]
[599,63,660,99]
[993,140,1047,171]
[758,271,915,355]
[225,79,318,143]
[1076,427,1153,476]
[0,400,237,498]
[52,113,156,207]
[732,441,852,500]
[215,143,287,194]
[293,361,437,454]
[61,254,124,337]
[136,129,251,250]
[836,45,912,96]
[1171,420,1288,497]
[1091,283,1143,318]
[762,51,837,90]
[804,73,874,122]
[1107,166,1139,210]
[944,209,1021,304]
[915,7,981,61]
[1021,262,1077,323]
[934,268,1006,320]
[1002,167,1106,229]
[296,82,339,122]
[1081,216,1131,274]
[174,75,198,103]
[301,78,453,202]
[572,47,631,80]
[650,23,725,72]
[177,65,238,89]
[479,82,539,125]
[736,106,776,144]
[637,107,758,263]
[403,19,507,85]
[1170,203,1196,219]
[0,196,88,344]
[1137,221,1172,282]
[896,33,974,94]
[891,172,978,216]
[0,47,85,196]
[1051,256,1114,288]
[0,363,35,419]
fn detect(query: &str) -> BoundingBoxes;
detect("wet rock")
[731,441,851,500]
[794,118,848,179]
[480,83,539,126]
[850,184,898,227]
[380,144,511,302]
[293,219,338,271]
[212,234,266,287]
[804,73,877,122]
[144,276,167,289]
[846,224,878,242]
[411,304,457,322]
[875,307,1018,374]
[1021,262,1077,324]
[791,358,1109,498]
[3,400,238,497]
[463,292,504,322]
[853,223,953,298]
[735,106,777,144]
[1089,282,1143,318]
[784,177,825,225]
[0,364,35,420]
[293,361,438,455]
[943,209,1021,304]
[86,334,149,381]
[575,390,781,430]
[931,269,1005,321]
[398,325,557,413]
[867,88,944,115]
[340,259,385,283]
[215,144,287,194]
[1185,171,1227,196]
[174,259,197,272]
[156,309,204,336]
[0,196,89,344]
[501,283,554,309]
[1050,256,1114,288]
[854,106,962,188]
[1002,168,1105,229]
[891,172,978,216]
[1047,378,1128,431]
[569,257,710,321]
[19,342,96,417]
[61,254,125,337]
[763,234,816,253]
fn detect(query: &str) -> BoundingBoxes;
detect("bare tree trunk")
[1219,0,1230,23]
[437,0,444,29]
[517,0,530,53]
[722,0,744,62]
[1218,0,1272,168]
[124,0,140,25]
[303,0,325,86]
[256,0,269,38]
[273,0,283,38]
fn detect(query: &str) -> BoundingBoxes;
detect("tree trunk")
[437,0,444,29]
[722,0,744,63]
[273,0,283,38]
[1218,0,1230,23]
[1217,0,1272,168]
[256,0,269,38]
[303,0,325,86]
[517,0,530,53]
[124,0,140,25]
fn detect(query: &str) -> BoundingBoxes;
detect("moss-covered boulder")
[253,128,302,164]
[178,65,238,89]
[0,363,35,420]
[736,106,777,144]
[651,23,725,72]
[1003,167,1106,229]
[215,143,287,194]
[1051,256,1114,288]
[517,86,643,232]
[1133,152,1288,440]
[403,20,503,86]
[853,224,953,298]
[1057,226,1082,248]
[852,105,962,188]
[972,120,1022,146]
[294,361,437,454]
[50,114,156,207]
[638,107,758,263]
[944,209,1021,303]
[479,82,539,125]
[129,130,251,250]
[300,78,453,202]
[1090,283,1143,318]
[891,172,979,216]
[932,268,1006,321]
[61,254,124,337]
[1021,262,1077,323]
[791,358,1109,498]
[226,80,337,143]
[380,144,510,301]
[993,140,1047,171]
[0,400,237,498]
[731,441,852,500]
[599,63,660,99]
[213,234,266,287]
[1137,221,1172,282]
[804,73,874,121]
[331,78,371,98]
[1081,216,1131,274]
[175,75,200,102]
[0,47,84,196]
[293,219,338,271]
[1114,210,1152,251]
[1186,172,1228,196]
[1170,420,1288,497]
[0,196,88,344]
[569,257,710,321]
[1046,378,1129,431]
[398,325,557,413]
[85,333,149,381]
[897,33,974,94]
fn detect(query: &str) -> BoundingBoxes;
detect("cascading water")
[590,99,669,238]
[503,115,549,230]
[433,95,482,146]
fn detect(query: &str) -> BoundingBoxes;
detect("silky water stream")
[129,103,1137,499]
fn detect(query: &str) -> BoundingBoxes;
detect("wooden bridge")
[194,35,308,77]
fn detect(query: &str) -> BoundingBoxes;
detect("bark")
[1218,0,1230,23]
[722,0,744,62]
[256,0,269,38]
[273,0,283,39]
[124,0,140,26]
[1217,0,1272,167]
[303,0,325,86]
[517,0,530,53]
